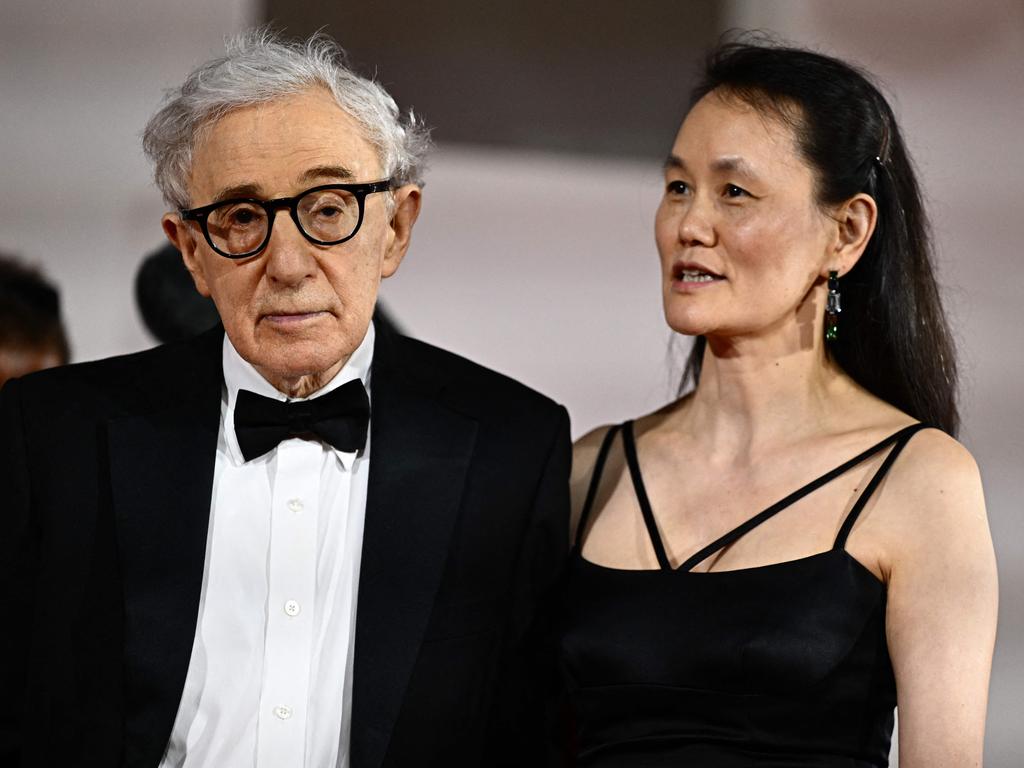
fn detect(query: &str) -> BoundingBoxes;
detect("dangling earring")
[825,270,841,341]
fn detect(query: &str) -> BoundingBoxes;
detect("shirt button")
[287,498,304,513]
[284,600,301,617]
[273,705,292,720]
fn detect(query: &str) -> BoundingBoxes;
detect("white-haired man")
[0,32,569,768]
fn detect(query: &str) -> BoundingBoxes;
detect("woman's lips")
[671,266,726,291]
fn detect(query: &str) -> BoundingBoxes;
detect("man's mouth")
[262,310,328,324]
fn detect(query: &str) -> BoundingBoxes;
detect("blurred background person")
[134,242,221,344]
[0,253,70,388]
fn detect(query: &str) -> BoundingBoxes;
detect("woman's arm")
[884,431,998,767]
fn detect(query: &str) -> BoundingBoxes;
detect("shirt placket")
[256,438,321,766]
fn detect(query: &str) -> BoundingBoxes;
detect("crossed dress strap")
[619,421,929,572]
[621,420,673,570]
[575,421,673,569]
[831,422,929,550]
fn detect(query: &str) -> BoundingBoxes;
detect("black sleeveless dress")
[561,422,928,767]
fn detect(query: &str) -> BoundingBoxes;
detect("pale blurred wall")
[0,0,256,361]
[0,0,1021,763]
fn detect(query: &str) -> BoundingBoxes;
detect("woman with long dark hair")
[562,41,997,767]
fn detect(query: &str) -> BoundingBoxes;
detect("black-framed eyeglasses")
[180,180,394,259]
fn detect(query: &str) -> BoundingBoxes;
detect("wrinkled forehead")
[187,89,384,200]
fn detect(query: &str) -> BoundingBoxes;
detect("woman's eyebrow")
[663,154,686,172]
[663,155,758,179]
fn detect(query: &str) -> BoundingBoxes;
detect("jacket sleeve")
[0,378,35,765]
[485,404,573,767]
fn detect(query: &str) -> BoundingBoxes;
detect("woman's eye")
[666,180,690,195]
[725,184,749,198]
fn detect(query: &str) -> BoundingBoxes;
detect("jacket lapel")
[350,330,478,768]
[107,330,223,767]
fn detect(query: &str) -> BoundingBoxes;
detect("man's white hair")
[143,28,432,210]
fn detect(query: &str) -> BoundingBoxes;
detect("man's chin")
[249,352,348,396]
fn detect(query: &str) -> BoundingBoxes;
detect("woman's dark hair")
[679,38,959,436]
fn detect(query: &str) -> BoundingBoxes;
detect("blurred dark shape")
[372,299,403,339]
[135,242,220,343]
[0,253,70,388]
[135,242,404,344]
[267,0,722,159]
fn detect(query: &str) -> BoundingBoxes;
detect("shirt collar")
[222,322,375,469]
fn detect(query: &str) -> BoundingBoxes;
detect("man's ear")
[382,184,422,279]
[162,213,211,297]
[827,192,877,278]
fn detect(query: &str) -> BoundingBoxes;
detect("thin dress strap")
[621,420,672,571]
[833,423,929,550]
[574,424,622,550]
[678,423,929,572]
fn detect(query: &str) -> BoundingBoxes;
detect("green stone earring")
[825,270,841,341]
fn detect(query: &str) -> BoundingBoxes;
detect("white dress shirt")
[160,323,374,768]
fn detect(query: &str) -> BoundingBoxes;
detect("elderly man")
[0,32,569,768]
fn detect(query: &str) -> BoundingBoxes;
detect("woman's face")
[656,91,836,343]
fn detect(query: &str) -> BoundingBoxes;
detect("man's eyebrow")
[210,182,263,204]
[299,164,356,183]
[204,165,358,206]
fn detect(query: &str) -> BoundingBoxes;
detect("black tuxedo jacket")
[0,326,570,768]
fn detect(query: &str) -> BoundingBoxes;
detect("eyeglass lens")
[205,188,362,255]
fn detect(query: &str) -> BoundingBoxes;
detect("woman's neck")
[678,327,852,463]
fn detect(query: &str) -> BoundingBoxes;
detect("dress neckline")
[576,421,928,574]
[572,546,884,585]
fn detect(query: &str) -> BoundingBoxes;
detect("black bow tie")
[233,379,370,462]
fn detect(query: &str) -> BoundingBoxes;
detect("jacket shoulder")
[392,335,565,425]
[8,329,222,420]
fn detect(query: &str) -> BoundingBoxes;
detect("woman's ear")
[828,192,877,277]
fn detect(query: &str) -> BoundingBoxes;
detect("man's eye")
[666,180,690,195]
[222,205,264,227]
[725,184,749,198]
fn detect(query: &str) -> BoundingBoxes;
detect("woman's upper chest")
[578,438,900,579]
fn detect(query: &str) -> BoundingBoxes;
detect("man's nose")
[263,210,318,285]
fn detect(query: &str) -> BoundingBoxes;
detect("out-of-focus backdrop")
[1,0,1021,762]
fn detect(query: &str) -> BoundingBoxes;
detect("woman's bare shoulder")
[879,427,989,563]
[892,427,983,509]
[571,398,687,479]
[569,424,620,540]
[571,424,618,489]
